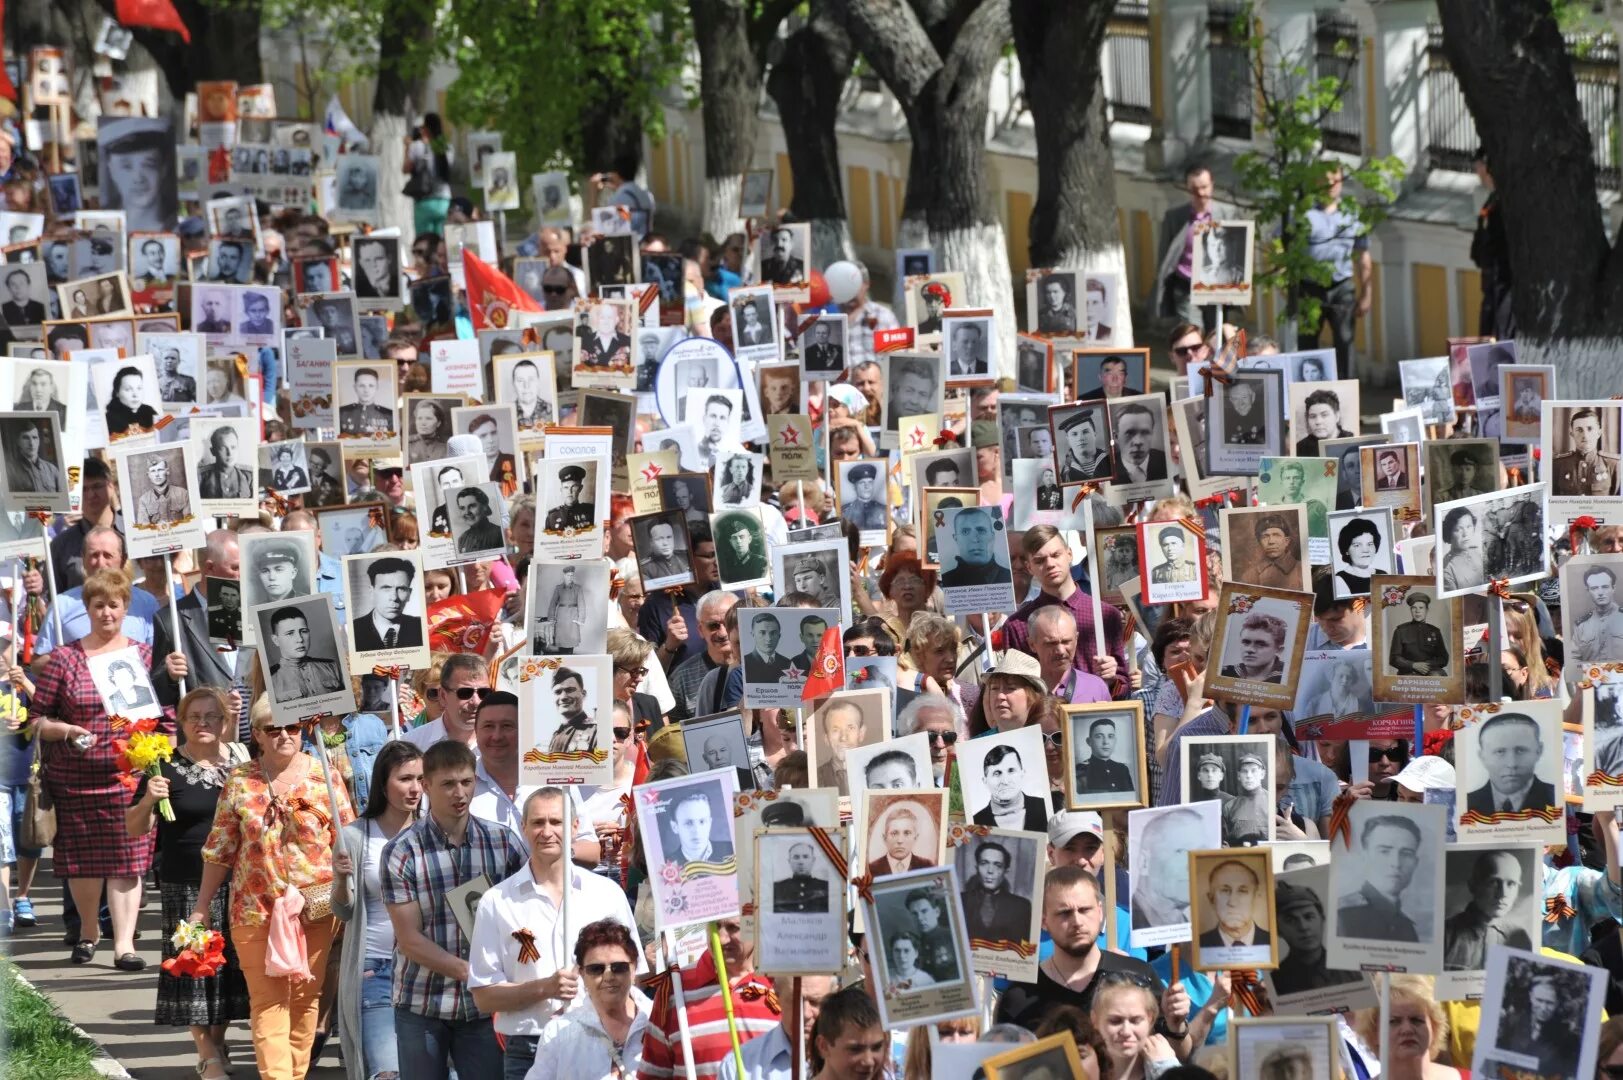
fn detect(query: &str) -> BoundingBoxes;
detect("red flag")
[800,626,844,703]
[426,588,508,654]
[116,0,191,42]
[0,6,14,103]
[463,249,541,332]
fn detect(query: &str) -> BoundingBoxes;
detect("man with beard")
[547,667,598,753]
[1443,850,1531,970]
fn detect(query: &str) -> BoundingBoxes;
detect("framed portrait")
[258,438,312,497]
[754,826,847,975]
[584,233,638,292]
[904,272,966,339]
[1356,440,1422,522]
[679,710,762,793]
[1437,843,1541,1001]
[1135,519,1207,606]
[316,501,390,558]
[1229,1018,1340,1080]
[1451,700,1565,845]
[1500,363,1555,444]
[1257,455,1335,563]
[729,284,780,364]
[1543,399,1623,529]
[940,310,996,387]
[1188,848,1277,972]
[631,508,694,591]
[1045,400,1111,485]
[772,538,852,619]
[738,606,840,710]
[1326,507,1395,598]
[332,359,398,451]
[515,653,615,787]
[300,291,361,357]
[733,786,839,933]
[251,592,356,726]
[1219,506,1308,593]
[191,416,259,516]
[1562,554,1623,691]
[1206,368,1285,477]
[1326,799,1446,973]
[1434,482,1550,599]
[752,222,810,298]
[1061,701,1146,811]
[1026,269,1081,335]
[835,457,891,548]
[1105,393,1173,504]
[1126,802,1221,949]
[861,866,978,1029]
[0,411,68,512]
[1179,732,1277,846]
[805,688,889,799]
[1190,219,1254,306]
[351,234,402,310]
[1471,946,1605,1080]
[932,503,1016,616]
[918,486,976,571]
[756,363,801,421]
[113,442,205,557]
[1380,405,1426,445]
[984,1035,1096,1080]
[632,771,742,932]
[1204,582,1313,709]
[445,480,510,564]
[87,644,163,722]
[798,312,848,380]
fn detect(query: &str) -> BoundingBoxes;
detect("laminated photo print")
[342,550,430,671]
[1566,554,1623,690]
[1220,506,1308,593]
[1326,799,1446,973]
[317,502,390,558]
[904,272,966,341]
[1257,455,1335,563]
[680,711,763,793]
[1127,801,1221,949]
[634,770,742,932]
[1369,576,1460,706]
[850,743,937,856]
[883,352,944,443]
[1542,399,1623,528]
[752,222,810,300]
[754,826,848,976]
[1471,946,1604,1080]
[941,310,997,387]
[94,354,164,448]
[738,606,840,710]
[259,439,312,497]
[1452,700,1566,846]
[1288,378,1359,457]
[1207,369,1285,477]
[445,481,509,564]
[1260,863,1375,1015]
[1437,843,1541,1001]
[798,312,848,380]
[1188,847,1277,972]
[525,558,609,657]
[949,825,1044,983]
[772,538,853,616]
[1584,683,1623,811]
[1290,649,1375,736]
[88,644,163,722]
[710,507,770,590]
[114,442,205,557]
[515,653,614,788]
[0,411,68,513]
[632,508,694,591]
[191,416,259,516]
[1434,482,1550,599]
[1380,405,1426,445]
[932,504,1016,616]
[1013,335,1052,395]
[1189,219,1254,306]
[805,688,889,800]
[252,592,357,727]
[861,865,978,1030]
[1009,458,1062,531]
[1136,519,1207,606]
[1179,733,1277,847]
[1026,269,1082,335]
[733,786,839,936]
[1072,348,1147,401]
[1203,582,1313,710]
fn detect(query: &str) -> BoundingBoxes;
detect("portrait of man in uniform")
[1386,592,1449,676]
[1443,849,1532,971]
[938,507,1013,588]
[1337,814,1423,942]
[337,366,395,437]
[1220,613,1288,683]
[773,841,830,913]
[1072,715,1136,795]
[1572,564,1623,665]
[544,464,594,532]
[1271,878,1362,996]
[839,462,887,531]
[1552,405,1621,497]
[960,841,1032,943]
[540,565,584,655]
[266,606,344,702]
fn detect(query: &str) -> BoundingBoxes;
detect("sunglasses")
[542,285,568,294]
[452,686,494,702]
[617,666,649,681]
[924,730,958,746]
[582,961,633,977]
[1041,730,1063,749]
[612,727,634,741]
[256,726,298,737]
[1369,745,1407,763]
[1172,343,1203,357]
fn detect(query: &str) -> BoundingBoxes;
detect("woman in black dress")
[125,687,249,1080]
[105,366,159,437]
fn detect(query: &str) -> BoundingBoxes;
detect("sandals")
[70,940,96,964]
[114,952,147,971]
[195,1057,228,1080]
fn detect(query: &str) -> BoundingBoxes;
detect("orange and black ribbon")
[1198,362,1233,398]
[262,489,291,516]
[1545,895,1577,924]
[1327,792,1356,849]
[1069,482,1100,511]
[1487,579,1514,601]
[513,928,540,964]
[371,665,409,680]
[1228,970,1266,1016]
[738,983,782,1015]
[618,792,636,888]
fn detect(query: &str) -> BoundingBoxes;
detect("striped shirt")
[381,811,528,1020]
[638,952,782,1080]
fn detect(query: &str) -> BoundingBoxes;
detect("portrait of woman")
[407,399,449,462]
[205,360,248,408]
[718,454,755,508]
[1334,516,1385,595]
[106,366,159,436]
[1309,660,1367,719]
[94,277,121,314]
[270,444,309,491]
[104,658,155,713]
[69,288,91,318]
[886,930,937,990]
[1441,506,1483,593]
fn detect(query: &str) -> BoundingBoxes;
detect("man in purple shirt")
[1028,606,1111,703]
[1001,524,1126,698]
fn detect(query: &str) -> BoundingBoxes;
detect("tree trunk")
[766,7,856,264]
[580,96,645,178]
[833,0,1017,368]
[1010,0,1126,338]
[372,8,434,240]
[689,0,765,240]
[91,0,263,102]
[1436,0,1623,396]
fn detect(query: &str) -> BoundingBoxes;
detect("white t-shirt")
[362,824,396,959]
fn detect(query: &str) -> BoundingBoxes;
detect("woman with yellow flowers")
[31,567,169,970]
[125,687,250,1080]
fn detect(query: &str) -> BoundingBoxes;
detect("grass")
[0,956,105,1080]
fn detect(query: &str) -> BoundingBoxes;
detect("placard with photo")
[341,550,430,670]
[955,726,1049,831]
[754,825,848,976]
[909,447,975,499]
[1043,400,1110,485]
[1105,393,1173,505]
[526,559,609,657]
[1127,801,1221,949]
[835,457,890,548]
[1471,946,1604,1080]
[1204,583,1313,710]
[634,770,742,933]
[1012,335,1052,395]
[1026,269,1082,335]
[707,507,768,590]
[88,644,163,722]
[805,688,889,799]
[739,606,840,709]
[114,442,205,557]
[938,310,996,388]
[331,155,381,225]
[1229,1018,1340,1080]
[252,592,356,727]
[515,653,614,788]
[1179,733,1277,847]
[883,353,943,442]
[949,825,1044,982]
[1398,354,1455,427]
[453,405,525,496]
[351,234,402,310]
[1190,219,1253,307]
[1135,519,1206,605]
[1188,847,1277,971]
[932,503,1016,616]
[298,291,361,357]
[1206,368,1285,477]
[631,508,694,591]
[409,454,481,566]
[1452,701,1565,845]
[772,538,853,618]
[756,362,800,420]
[0,411,67,512]
[332,359,398,451]
[680,711,762,793]
[1170,395,1232,505]
[729,285,780,365]
[752,222,811,299]
[733,786,838,934]
[861,865,977,1029]
[317,502,390,558]
[1500,363,1555,444]
[206,576,242,647]
[1434,482,1550,598]
[446,481,510,564]
[1063,701,1148,812]
[1380,405,1425,445]
[1542,399,1623,528]
[1288,378,1359,457]
[860,787,947,882]
[258,439,312,497]
[1258,863,1376,1013]
[1422,437,1496,524]
[237,530,317,647]
[1219,506,1307,592]
[1437,843,1541,1001]
[191,416,258,516]
[713,448,764,511]
[1290,649,1375,735]
[63,272,136,322]
[0,262,50,330]
[93,354,163,448]
[1073,348,1147,401]
[1326,799,1445,974]
[1562,554,1623,690]
[798,313,847,379]
[1584,684,1623,811]
[1326,507,1394,598]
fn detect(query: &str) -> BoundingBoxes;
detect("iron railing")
[1105,1,1153,126]
[1315,11,1363,155]
[1209,3,1253,139]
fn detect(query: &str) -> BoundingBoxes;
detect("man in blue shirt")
[32,526,157,671]
[1302,163,1373,378]
[282,510,348,625]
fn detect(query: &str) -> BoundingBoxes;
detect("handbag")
[299,880,333,923]
[20,765,54,850]
[402,155,434,200]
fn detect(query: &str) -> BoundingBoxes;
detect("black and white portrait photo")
[1327,800,1445,973]
[632,509,694,591]
[138,332,201,408]
[1029,270,1080,335]
[1260,865,1373,1011]
[755,826,846,973]
[0,412,66,510]
[293,256,339,297]
[96,116,178,233]
[317,503,390,558]
[738,169,773,219]
[586,234,637,290]
[955,726,1049,830]
[1107,395,1173,501]
[953,830,1042,978]
[239,532,317,627]
[87,645,163,722]
[933,504,1015,615]
[0,263,48,328]
[1327,508,1394,598]
[526,559,609,656]
[1400,355,1454,427]
[1075,349,1147,402]
[862,868,976,1029]
[206,196,258,247]
[755,223,809,290]
[1207,368,1284,475]
[446,481,509,562]
[192,417,258,514]
[1127,802,1221,949]
[253,593,356,725]
[351,235,401,308]
[333,155,380,222]
[1065,702,1146,811]
[1180,733,1276,847]
[482,150,519,211]
[1452,704,1565,845]
[772,539,851,618]
[799,314,847,378]
[1289,379,1359,458]
[740,607,838,710]
[204,238,253,284]
[1424,437,1497,514]
[304,292,361,357]
[941,314,995,384]
[805,688,887,798]
[492,354,556,437]
[1190,219,1253,302]
[258,439,312,497]
[1562,556,1623,686]
[706,508,765,590]
[303,442,345,508]
[1472,948,1605,1080]
[729,286,778,361]
[343,551,430,667]
[1545,400,1623,500]
[1205,585,1311,710]
[836,458,889,540]
[1440,845,1538,991]
[1014,336,1050,395]
[333,359,399,451]
[713,450,763,511]
[632,772,741,932]
[95,356,163,445]
[1436,483,1550,598]
[1189,849,1276,972]
[1049,402,1112,484]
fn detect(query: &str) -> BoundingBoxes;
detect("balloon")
[807,269,831,308]
[824,260,863,305]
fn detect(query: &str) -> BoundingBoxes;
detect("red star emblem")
[907,426,926,448]
[779,425,801,446]
[640,461,663,482]
[782,662,804,680]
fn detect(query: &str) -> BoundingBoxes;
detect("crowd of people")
[0,77,1619,1080]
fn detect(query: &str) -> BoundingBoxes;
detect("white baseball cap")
[1392,755,1454,794]
[1048,810,1104,848]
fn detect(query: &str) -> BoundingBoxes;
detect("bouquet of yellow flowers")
[117,726,174,822]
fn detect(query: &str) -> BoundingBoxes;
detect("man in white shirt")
[467,690,599,864]
[468,785,641,1080]
[405,653,487,751]
[717,975,835,1080]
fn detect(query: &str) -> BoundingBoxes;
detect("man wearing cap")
[252,537,312,608]
[1388,592,1449,676]
[774,842,830,913]
[338,367,393,437]
[1191,752,1233,809]
[1076,716,1136,794]
[267,606,345,700]
[544,464,594,532]
[1444,849,1531,970]
[719,513,768,585]
[1575,564,1623,665]
[199,426,254,500]
[1150,526,1198,585]
[1464,712,1556,817]
[940,507,1012,587]
[1221,753,1271,846]
[456,487,505,555]
[791,555,839,609]
[973,744,1048,830]
[744,611,794,683]
[1057,410,1110,482]
[1220,613,1287,683]
[840,462,887,531]
[1435,449,1488,503]
[1245,514,1301,589]
[541,566,584,654]
[1337,814,1421,942]
[962,841,1033,944]
[353,556,423,651]
[917,281,948,335]
[1272,880,1360,996]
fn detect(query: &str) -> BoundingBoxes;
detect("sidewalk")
[3,864,346,1079]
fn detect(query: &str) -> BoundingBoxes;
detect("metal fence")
[1427,23,1619,189]
[1209,3,1253,139]
[1315,11,1362,155]
[1106,1,1153,126]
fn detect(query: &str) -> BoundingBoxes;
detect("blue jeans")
[4,783,41,861]
[503,1035,539,1080]
[361,958,399,1079]
[393,1006,501,1080]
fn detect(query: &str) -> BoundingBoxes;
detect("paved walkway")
[3,865,346,1079]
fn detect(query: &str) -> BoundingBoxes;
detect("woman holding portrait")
[525,919,652,1080]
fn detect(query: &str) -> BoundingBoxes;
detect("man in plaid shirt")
[1000,525,1128,698]
[383,739,528,1080]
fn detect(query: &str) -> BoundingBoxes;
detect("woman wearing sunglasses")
[523,919,650,1080]
[581,700,639,881]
